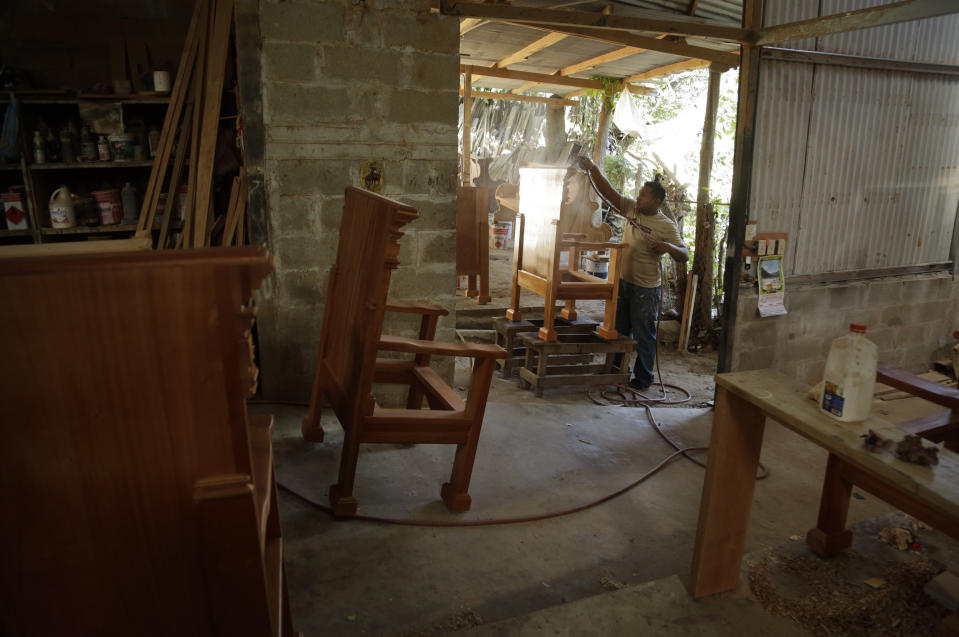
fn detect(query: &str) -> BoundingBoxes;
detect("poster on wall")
[757,255,787,317]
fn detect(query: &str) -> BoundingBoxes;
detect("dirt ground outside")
[455,247,718,408]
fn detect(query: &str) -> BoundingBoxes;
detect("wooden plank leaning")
[136,0,206,236]
[192,0,235,248]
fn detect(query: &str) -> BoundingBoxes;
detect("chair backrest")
[456,186,488,273]
[517,166,613,278]
[518,166,565,278]
[318,187,418,422]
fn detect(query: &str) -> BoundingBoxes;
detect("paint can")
[2,191,28,230]
[92,189,123,225]
[585,254,609,279]
[490,221,512,250]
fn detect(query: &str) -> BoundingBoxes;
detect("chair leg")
[806,453,854,556]
[466,275,479,298]
[441,359,496,512]
[301,353,326,443]
[560,299,577,321]
[329,422,361,517]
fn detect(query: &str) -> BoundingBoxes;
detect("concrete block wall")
[255,0,460,400]
[731,273,959,386]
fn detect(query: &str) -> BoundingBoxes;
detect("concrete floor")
[261,395,907,636]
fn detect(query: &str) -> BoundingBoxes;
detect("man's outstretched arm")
[576,157,624,213]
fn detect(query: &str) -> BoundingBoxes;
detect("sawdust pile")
[748,550,946,636]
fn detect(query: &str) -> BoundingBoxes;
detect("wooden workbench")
[690,368,959,598]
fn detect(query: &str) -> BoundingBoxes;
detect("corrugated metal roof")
[750,57,959,276]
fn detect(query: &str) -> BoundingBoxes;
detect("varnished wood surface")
[304,187,506,514]
[691,368,959,598]
[0,247,293,635]
[715,369,959,519]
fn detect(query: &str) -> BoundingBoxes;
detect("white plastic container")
[49,186,77,229]
[817,323,878,423]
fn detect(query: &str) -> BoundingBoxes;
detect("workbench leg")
[805,453,854,557]
[689,385,766,598]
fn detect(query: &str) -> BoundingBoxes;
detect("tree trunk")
[592,92,613,169]
[545,97,567,164]
[689,67,722,345]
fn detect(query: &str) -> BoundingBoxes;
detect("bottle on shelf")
[46,129,61,163]
[49,186,77,229]
[148,127,160,159]
[121,182,138,224]
[79,125,97,162]
[97,135,111,162]
[60,128,75,164]
[32,131,46,164]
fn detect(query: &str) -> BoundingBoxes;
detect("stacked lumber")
[136,0,246,249]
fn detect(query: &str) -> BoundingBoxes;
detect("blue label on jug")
[822,381,844,417]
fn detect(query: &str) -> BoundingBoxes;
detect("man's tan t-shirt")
[618,195,683,288]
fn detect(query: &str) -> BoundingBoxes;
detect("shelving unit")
[0,94,174,248]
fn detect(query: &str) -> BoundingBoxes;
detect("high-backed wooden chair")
[301,187,508,516]
[456,186,491,304]
[507,165,626,342]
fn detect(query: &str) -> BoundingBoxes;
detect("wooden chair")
[456,186,491,304]
[301,187,508,516]
[874,364,959,449]
[507,165,625,342]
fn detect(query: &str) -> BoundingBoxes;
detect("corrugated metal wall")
[752,1,959,276]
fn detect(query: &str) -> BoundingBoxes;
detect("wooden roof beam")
[463,63,655,94]
[439,1,748,42]
[754,0,959,46]
[460,88,577,107]
[515,22,739,68]
[509,46,641,95]
[688,0,701,16]
[563,58,711,99]
[460,17,485,35]
[494,31,568,68]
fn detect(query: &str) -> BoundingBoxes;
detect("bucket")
[586,255,609,279]
[2,192,28,230]
[48,186,76,229]
[490,221,512,250]
[92,189,123,225]
[108,134,135,162]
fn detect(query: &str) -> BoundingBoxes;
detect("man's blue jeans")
[615,280,660,387]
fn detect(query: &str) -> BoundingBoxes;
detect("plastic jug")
[49,186,76,229]
[817,323,878,423]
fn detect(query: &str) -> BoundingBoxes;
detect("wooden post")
[462,67,472,186]
[718,0,763,373]
[545,97,566,163]
[690,66,722,342]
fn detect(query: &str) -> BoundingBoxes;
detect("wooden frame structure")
[456,186,491,304]
[506,165,625,342]
[301,187,507,516]
[0,247,295,635]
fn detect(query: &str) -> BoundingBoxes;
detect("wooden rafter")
[754,0,959,47]
[688,0,701,16]
[509,45,641,95]
[460,88,577,107]
[463,63,655,95]
[439,1,749,42]
[494,31,567,68]
[460,17,485,35]
[516,22,739,68]
[563,58,710,99]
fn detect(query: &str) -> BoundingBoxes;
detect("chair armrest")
[385,302,449,317]
[562,232,587,240]
[379,335,508,359]
[877,364,959,409]
[560,240,625,250]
